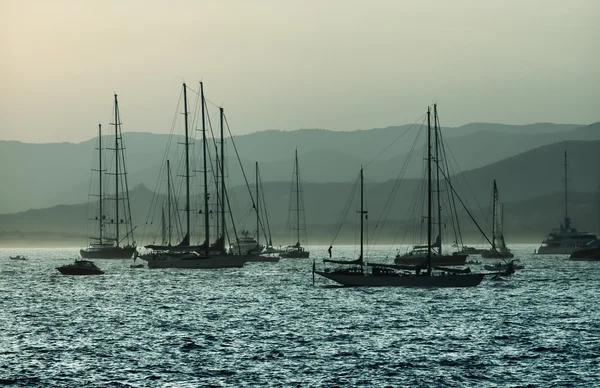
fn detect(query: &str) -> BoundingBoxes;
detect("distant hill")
[1,139,599,247]
[447,122,581,137]
[1,183,597,247]
[452,139,600,203]
[0,121,595,213]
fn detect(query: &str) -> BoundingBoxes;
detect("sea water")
[0,245,599,387]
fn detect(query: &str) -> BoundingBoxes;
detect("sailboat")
[161,160,174,248]
[141,82,250,269]
[241,162,280,263]
[280,149,310,259]
[314,107,484,287]
[80,95,137,259]
[537,151,596,254]
[255,162,285,256]
[394,104,467,267]
[230,163,265,256]
[481,180,514,259]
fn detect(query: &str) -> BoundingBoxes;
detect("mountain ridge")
[0,122,597,213]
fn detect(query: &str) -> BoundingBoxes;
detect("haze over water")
[1,245,599,386]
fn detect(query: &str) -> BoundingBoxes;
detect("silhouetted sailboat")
[395,104,466,267]
[231,163,265,256]
[481,180,514,259]
[280,149,310,259]
[241,162,280,263]
[315,107,484,287]
[80,95,136,259]
[141,82,249,269]
[255,162,285,256]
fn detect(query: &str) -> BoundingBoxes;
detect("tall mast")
[360,167,366,273]
[434,104,442,255]
[200,82,209,257]
[161,206,166,245]
[167,159,172,246]
[258,167,274,247]
[220,107,225,247]
[501,203,504,240]
[295,148,300,246]
[97,123,103,243]
[114,94,120,247]
[256,162,260,251]
[564,150,569,229]
[426,107,432,273]
[491,179,497,250]
[215,120,220,242]
[183,83,190,242]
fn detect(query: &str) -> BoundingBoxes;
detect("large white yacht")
[537,151,596,255]
[537,217,596,254]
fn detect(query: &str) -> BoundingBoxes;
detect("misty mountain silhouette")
[0,122,596,215]
[1,136,598,246]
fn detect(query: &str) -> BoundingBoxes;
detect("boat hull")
[458,248,485,255]
[56,260,104,275]
[315,271,483,287]
[80,246,137,259]
[57,267,104,275]
[537,246,580,255]
[394,254,467,266]
[568,256,600,261]
[484,264,524,271]
[143,253,248,269]
[245,255,280,263]
[569,248,600,261]
[481,250,514,259]
[569,244,600,260]
[280,250,310,259]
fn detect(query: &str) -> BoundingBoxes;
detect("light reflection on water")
[0,245,599,387]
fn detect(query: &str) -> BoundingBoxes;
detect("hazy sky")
[1,0,598,143]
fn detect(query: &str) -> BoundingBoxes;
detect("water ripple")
[1,246,600,386]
